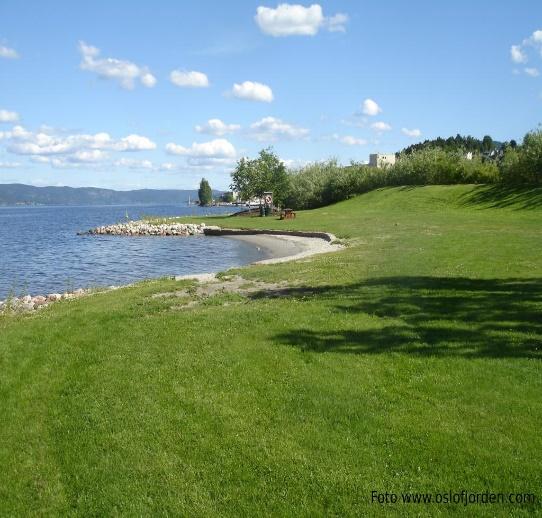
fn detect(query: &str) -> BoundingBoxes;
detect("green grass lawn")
[1,185,541,516]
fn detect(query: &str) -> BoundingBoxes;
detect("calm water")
[0,204,265,299]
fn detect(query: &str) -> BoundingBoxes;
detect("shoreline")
[174,231,342,282]
[2,229,342,311]
[224,233,341,264]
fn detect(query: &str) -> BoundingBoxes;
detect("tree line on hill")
[400,134,514,155]
[228,128,542,210]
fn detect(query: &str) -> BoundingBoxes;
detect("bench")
[280,208,296,220]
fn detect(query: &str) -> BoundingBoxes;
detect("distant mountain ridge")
[0,183,219,206]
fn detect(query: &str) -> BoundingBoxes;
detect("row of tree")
[401,134,516,155]
[226,128,541,210]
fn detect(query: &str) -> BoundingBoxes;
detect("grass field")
[1,185,541,516]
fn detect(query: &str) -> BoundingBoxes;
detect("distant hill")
[0,184,221,206]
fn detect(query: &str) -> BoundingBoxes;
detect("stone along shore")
[85,221,207,236]
[0,287,99,313]
[2,221,210,313]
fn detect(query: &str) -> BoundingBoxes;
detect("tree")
[230,148,289,206]
[220,191,234,203]
[198,178,213,206]
[482,135,494,153]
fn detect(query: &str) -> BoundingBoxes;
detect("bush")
[275,128,540,210]
[388,148,498,186]
[500,130,542,185]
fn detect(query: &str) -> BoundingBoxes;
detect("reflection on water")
[0,204,264,298]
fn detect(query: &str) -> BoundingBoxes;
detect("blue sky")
[0,0,540,190]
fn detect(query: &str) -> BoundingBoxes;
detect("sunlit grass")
[1,185,541,516]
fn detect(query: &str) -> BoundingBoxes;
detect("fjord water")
[0,204,264,299]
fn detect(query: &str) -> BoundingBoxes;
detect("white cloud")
[114,134,156,151]
[255,3,347,36]
[170,70,209,88]
[115,159,188,172]
[0,161,22,168]
[510,30,542,71]
[371,121,392,132]
[282,158,310,169]
[510,44,528,64]
[362,98,382,116]
[0,45,19,59]
[115,158,156,170]
[330,134,367,146]
[195,118,241,136]
[141,73,157,88]
[68,150,109,163]
[0,109,19,123]
[339,135,367,146]
[326,13,349,33]
[401,127,422,138]
[231,81,273,102]
[525,67,540,77]
[78,41,157,89]
[248,116,309,141]
[166,138,236,159]
[3,125,156,168]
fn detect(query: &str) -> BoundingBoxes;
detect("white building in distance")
[369,153,396,168]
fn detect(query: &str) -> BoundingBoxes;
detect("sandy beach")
[174,232,342,282]
[225,233,342,264]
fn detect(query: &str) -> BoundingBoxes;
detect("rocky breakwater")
[0,288,96,314]
[86,221,207,236]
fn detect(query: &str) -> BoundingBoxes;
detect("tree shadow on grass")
[457,185,542,210]
[265,277,542,359]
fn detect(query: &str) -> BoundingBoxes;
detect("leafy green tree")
[482,135,494,153]
[501,129,542,184]
[220,191,234,203]
[230,148,289,206]
[198,178,213,206]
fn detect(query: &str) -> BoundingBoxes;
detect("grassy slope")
[1,185,541,516]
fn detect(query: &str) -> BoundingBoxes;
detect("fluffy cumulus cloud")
[78,41,157,89]
[166,138,236,159]
[255,3,348,36]
[510,45,528,64]
[0,109,19,123]
[247,116,309,141]
[362,98,382,116]
[115,134,156,151]
[0,125,157,169]
[371,121,392,132]
[0,45,19,59]
[195,118,241,136]
[231,81,274,102]
[510,30,542,76]
[170,70,210,88]
[401,127,422,138]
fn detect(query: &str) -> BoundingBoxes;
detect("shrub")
[500,130,542,185]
